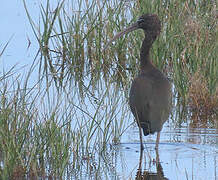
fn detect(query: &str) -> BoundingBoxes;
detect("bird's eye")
[137,17,144,25]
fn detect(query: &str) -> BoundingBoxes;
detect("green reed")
[24,0,217,107]
[0,63,130,179]
[1,0,217,179]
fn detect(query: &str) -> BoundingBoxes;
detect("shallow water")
[76,123,217,180]
[116,124,218,180]
[1,1,217,180]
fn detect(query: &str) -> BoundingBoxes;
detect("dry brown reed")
[188,70,218,124]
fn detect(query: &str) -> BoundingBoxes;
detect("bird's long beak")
[103,22,139,51]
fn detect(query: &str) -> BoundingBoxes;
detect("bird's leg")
[155,132,160,150]
[136,131,144,180]
[138,140,143,170]
[139,127,144,151]
[135,109,144,151]
[155,148,165,178]
[155,146,160,163]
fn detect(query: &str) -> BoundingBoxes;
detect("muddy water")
[113,124,218,180]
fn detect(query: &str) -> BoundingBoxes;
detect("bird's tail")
[141,122,151,136]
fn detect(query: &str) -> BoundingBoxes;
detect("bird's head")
[137,14,161,39]
[104,14,161,50]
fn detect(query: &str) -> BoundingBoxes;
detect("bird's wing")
[129,76,153,122]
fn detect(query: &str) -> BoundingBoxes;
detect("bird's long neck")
[140,35,154,70]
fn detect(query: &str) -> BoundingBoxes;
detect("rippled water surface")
[1,1,217,180]
[115,124,218,180]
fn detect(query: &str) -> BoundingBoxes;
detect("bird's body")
[129,61,171,136]
[128,14,172,149]
[104,14,172,149]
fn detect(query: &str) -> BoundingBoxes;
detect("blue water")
[118,125,218,180]
[0,1,217,180]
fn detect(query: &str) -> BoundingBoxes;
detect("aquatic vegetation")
[23,0,217,119]
[0,0,217,179]
[188,71,218,124]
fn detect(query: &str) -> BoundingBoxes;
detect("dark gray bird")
[104,14,171,150]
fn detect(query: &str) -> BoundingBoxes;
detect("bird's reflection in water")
[135,149,168,180]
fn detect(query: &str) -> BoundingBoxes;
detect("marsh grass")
[1,0,217,179]
[0,41,127,179]
[24,0,217,119]
[0,62,129,179]
[188,71,218,124]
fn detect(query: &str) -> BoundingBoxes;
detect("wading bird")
[104,14,171,150]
